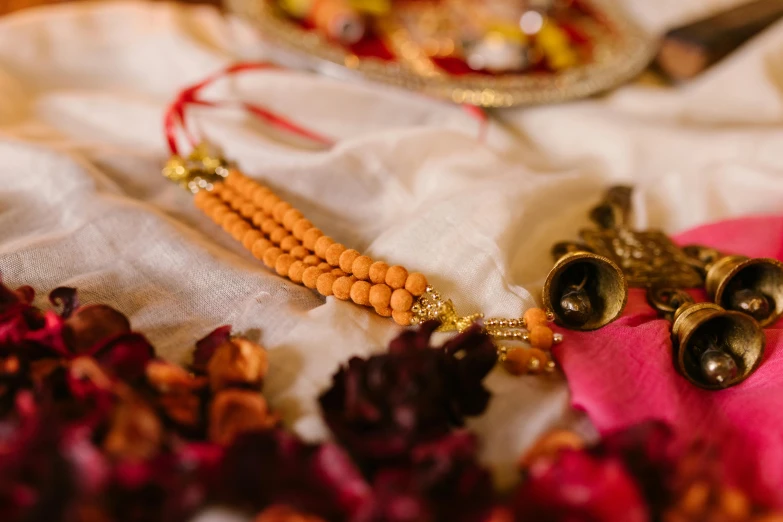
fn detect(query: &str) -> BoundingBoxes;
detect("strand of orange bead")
[193,169,428,326]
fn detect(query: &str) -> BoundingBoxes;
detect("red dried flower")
[217,429,370,519]
[512,449,650,522]
[319,322,496,463]
[255,505,326,522]
[354,431,495,522]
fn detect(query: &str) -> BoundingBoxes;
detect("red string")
[164,61,488,156]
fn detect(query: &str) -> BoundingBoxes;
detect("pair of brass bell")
[541,186,781,390]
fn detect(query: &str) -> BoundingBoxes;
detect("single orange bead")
[524,308,549,329]
[369,262,389,284]
[252,211,266,228]
[202,198,221,214]
[350,281,371,306]
[252,186,271,207]
[210,183,224,196]
[529,325,554,350]
[290,246,308,259]
[390,289,414,312]
[502,348,546,376]
[326,243,347,266]
[231,221,251,242]
[316,273,337,296]
[352,256,373,280]
[369,284,392,310]
[270,227,288,244]
[263,247,283,269]
[272,201,292,222]
[261,218,277,235]
[239,202,256,219]
[280,235,299,252]
[261,194,280,214]
[385,266,408,290]
[275,254,294,277]
[252,238,273,260]
[242,229,263,251]
[288,260,306,284]
[292,219,313,240]
[225,172,241,188]
[332,276,356,301]
[314,236,334,259]
[211,206,229,223]
[331,269,346,277]
[193,190,211,208]
[318,262,331,271]
[221,213,241,232]
[302,267,323,289]
[392,310,413,326]
[339,249,361,273]
[375,306,392,318]
[302,228,323,250]
[303,255,320,266]
[282,209,303,230]
[404,273,428,296]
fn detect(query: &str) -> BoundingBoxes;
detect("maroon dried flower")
[319,322,496,463]
[353,431,495,522]
[512,449,650,522]
[49,286,79,318]
[255,505,326,522]
[193,325,232,373]
[217,429,370,520]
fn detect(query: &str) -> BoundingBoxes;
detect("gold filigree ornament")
[164,143,562,376]
[224,0,657,107]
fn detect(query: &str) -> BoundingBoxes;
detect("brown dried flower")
[146,360,207,393]
[254,505,326,522]
[207,337,269,392]
[208,389,278,446]
[103,395,163,461]
[518,429,586,469]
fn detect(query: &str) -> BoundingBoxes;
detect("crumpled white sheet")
[1,0,783,502]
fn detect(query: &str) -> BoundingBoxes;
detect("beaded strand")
[194,169,428,326]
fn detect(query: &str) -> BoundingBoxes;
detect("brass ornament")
[647,287,765,390]
[224,0,656,108]
[543,249,627,331]
[683,247,783,327]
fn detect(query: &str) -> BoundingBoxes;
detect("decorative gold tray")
[226,0,657,107]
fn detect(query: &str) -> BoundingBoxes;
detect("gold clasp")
[163,142,232,193]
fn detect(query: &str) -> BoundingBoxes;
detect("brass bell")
[705,255,783,327]
[649,287,766,390]
[543,242,628,331]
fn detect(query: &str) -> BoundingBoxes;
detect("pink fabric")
[554,215,783,508]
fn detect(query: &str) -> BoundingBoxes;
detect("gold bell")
[543,242,628,331]
[649,287,765,390]
[683,245,783,327]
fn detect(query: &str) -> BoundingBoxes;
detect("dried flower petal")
[193,325,232,373]
[512,450,650,522]
[255,505,326,522]
[63,304,131,354]
[207,337,268,391]
[49,286,79,318]
[93,333,155,382]
[103,396,162,462]
[208,389,278,446]
[218,430,370,518]
[146,360,207,393]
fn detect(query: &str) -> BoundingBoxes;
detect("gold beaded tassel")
[164,144,563,375]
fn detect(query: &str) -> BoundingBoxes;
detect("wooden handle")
[657,0,783,80]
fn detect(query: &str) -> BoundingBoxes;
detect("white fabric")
[1,0,783,499]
